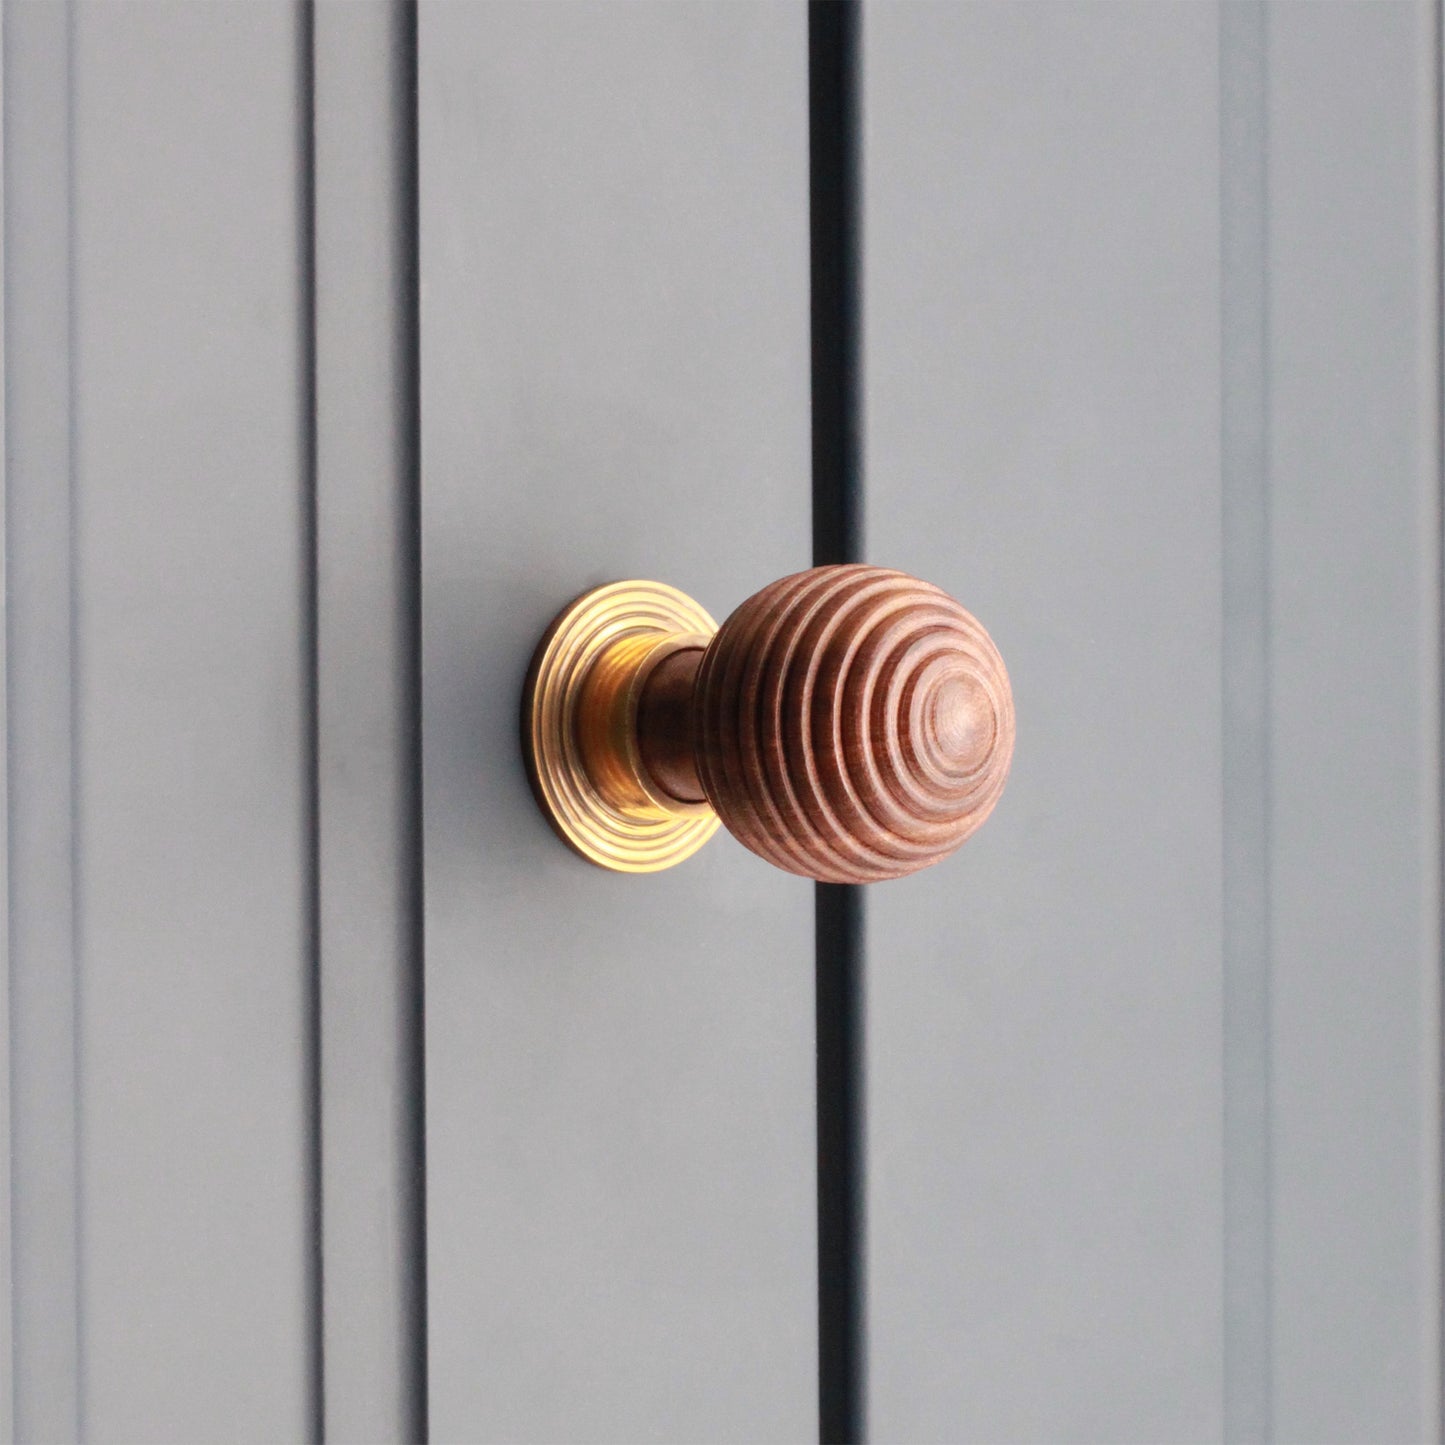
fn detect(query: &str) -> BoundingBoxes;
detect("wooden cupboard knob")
[523,565,1014,881]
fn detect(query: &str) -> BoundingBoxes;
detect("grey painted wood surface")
[1267,7,1440,1438]
[313,3,425,1440]
[861,2,1440,1441]
[4,5,78,1439]
[0,5,1436,1442]
[70,3,315,1436]
[864,6,1225,1438]
[6,3,316,1438]
[418,4,816,1439]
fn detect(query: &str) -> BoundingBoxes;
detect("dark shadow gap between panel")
[809,4,865,1443]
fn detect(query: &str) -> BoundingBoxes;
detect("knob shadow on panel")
[522,564,1014,882]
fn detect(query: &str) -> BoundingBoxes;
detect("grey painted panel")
[68,4,313,1438]
[419,4,815,1439]
[3,4,79,1439]
[1267,6,1441,1439]
[313,4,423,1440]
[861,6,1225,1440]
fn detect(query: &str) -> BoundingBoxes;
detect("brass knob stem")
[574,632,711,817]
[635,647,707,806]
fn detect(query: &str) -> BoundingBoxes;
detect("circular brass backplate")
[522,580,720,872]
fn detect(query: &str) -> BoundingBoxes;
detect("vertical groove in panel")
[813,886,865,1444]
[1426,5,1443,1437]
[400,6,428,1435]
[312,0,427,1437]
[64,6,80,1434]
[298,5,323,1439]
[0,11,10,1436]
[810,0,863,565]
[1219,5,1271,1441]
[809,4,865,1442]
[2,2,80,1437]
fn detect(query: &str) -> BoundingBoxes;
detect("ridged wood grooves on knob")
[680,564,1014,882]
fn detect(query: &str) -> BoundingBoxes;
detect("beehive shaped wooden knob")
[523,565,1014,880]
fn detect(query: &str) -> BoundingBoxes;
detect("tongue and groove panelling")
[418,6,816,1440]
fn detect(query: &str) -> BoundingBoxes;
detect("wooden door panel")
[70,6,316,1436]
[6,3,316,1439]
[418,5,816,1439]
[0,5,1433,1442]
[860,3,1440,1440]
[1267,7,1440,1436]
[863,7,1225,1438]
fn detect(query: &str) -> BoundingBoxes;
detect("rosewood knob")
[523,565,1014,881]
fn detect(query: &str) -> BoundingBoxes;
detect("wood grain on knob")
[690,564,1014,883]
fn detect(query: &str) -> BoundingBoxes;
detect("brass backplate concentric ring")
[522,580,720,872]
